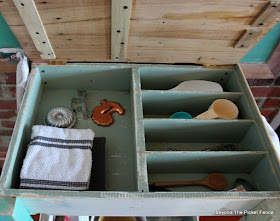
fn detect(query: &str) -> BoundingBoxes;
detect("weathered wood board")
[12,0,56,59]
[1,63,280,216]
[1,0,279,64]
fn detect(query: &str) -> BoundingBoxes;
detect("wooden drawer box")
[1,0,280,216]
[0,63,279,216]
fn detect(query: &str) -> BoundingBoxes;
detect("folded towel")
[20,125,95,190]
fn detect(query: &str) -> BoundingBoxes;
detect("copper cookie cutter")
[92,99,125,126]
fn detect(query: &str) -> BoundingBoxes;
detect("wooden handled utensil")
[195,99,238,120]
[154,173,227,191]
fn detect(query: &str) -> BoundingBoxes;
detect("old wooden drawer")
[0,63,279,216]
[1,0,280,217]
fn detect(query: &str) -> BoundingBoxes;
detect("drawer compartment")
[1,64,280,216]
[1,65,138,192]
[144,120,267,151]
[142,91,251,119]
[146,152,279,191]
[139,66,241,92]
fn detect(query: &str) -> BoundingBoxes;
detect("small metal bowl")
[45,106,76,128]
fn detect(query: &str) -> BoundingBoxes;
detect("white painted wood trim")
[12,0,56,59]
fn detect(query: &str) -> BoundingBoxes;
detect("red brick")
[0,136,11,147]
[0,130,13,136]
[0,110,16,119]
[247,79,273,87]
[0,146,9,152]
[262,99,280,108]
[0,136,11,152]
[0,159,5,168]
[1,120,15,129]
[1,86,16,98]
[261,110,278,120]
[0,100,16,109]
[0,152,6,159]
[250,87,280,97]
[31,214,41,221]
[0,73,16,84]
[255,98,263,106]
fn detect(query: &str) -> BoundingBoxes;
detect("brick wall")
[249,77,280,123]
[0,63,17,169]
[241,61,280,123]
[246,42,280,123]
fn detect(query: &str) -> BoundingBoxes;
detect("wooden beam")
[12,0,55,59]
[111,0,132,61]
[234,29,262,48]
[251,1,280,27]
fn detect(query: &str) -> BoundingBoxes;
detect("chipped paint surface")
[0,63,280,215]
[0,197,15,215]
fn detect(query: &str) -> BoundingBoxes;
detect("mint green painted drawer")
[0,63,279,216]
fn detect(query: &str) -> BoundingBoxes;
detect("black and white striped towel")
[20,125,94,190]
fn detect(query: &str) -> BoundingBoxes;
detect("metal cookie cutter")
[45,106,76,128]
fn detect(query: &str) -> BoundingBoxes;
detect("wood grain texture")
[251,1,280,27]
[0,0,40,60]
[1,0,280,65]
[239,63,274,79]
[111,0,132,60]
[12,0,55,59]
[234,29,262,48]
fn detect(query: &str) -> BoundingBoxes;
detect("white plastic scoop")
[169,80,223,93]
[195,99,239,120]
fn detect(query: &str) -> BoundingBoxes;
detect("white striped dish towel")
[20,125,95,190]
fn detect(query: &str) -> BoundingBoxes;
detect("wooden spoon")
[154,173,227,191]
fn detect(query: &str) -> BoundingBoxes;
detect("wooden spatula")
[154,173,227,191]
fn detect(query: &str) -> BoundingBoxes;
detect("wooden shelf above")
[1,0,280,65]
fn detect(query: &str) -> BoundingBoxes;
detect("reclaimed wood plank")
[251,1,280,27]
[111,0,132,61]
[234,29,262,48]
[12,0,55,59]
[0,0,40,60]
[1,0,279,65]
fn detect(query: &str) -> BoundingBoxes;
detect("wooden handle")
[194,109,218,120]
[154,181,199,187]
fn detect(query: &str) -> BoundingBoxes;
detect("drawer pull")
[154,173,227,191]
